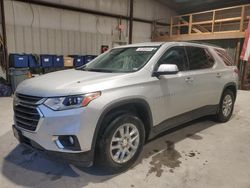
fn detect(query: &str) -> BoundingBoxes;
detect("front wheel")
[96,114,145,172]
[215,89,235,123]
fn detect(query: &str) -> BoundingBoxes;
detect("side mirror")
[153,64,179,76]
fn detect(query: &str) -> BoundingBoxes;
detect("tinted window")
[186,47,214,70]
[214,49,234,66]
[157,46,188,71]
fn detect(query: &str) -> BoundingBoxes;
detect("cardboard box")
[64,56,74,67]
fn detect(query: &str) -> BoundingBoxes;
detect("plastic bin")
[40,55,53,67]
[9,54,28,68]
[85,55,97,64]
[9,68,30,92]
[28,54,40,68]
[53,55,64,67]
[70,55,85,67]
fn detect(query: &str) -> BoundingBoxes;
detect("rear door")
[185,46,221,109]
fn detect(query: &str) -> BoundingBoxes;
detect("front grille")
[14,93,43,131]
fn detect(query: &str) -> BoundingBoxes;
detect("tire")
[215,89,235,123]
[96,113,145,172]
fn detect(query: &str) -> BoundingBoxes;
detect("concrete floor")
[0,91,250,188]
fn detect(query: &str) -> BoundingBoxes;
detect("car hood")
[16,69,128,97]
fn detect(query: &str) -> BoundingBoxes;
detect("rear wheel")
[96,113,145,172]
[215,89,235,122]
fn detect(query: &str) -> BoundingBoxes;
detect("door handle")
[185,77,194,83]
[216,73,222,78]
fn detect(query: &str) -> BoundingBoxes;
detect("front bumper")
[13,99,102,166]
[13,124,94,166]
[14,101,100,151]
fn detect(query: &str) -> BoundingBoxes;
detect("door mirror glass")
[154,64,179,76]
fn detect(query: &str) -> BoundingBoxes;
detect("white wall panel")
[80,13,97,33]
[62,30,69,55]
[4,0,14,25]
[55,29,63,54]
[4,0,176,56]
[15,25,24,52]
[91,33,97,55]
[6,25,15,53]
[134,0,175,20]
[31,27,41,54]
[60,0,80,7]
[48,29,56,54]
[61,10,80,31]
[68,31,75,55]
[23,26,32,53]
[74,31,81,54]
[38,7,61,29]
[80,32,87,54]
[40,28,48,54]
[80,0,97,11]
[86,32,93,54]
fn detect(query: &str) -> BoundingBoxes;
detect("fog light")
[55,135,81,151]
[69,136,74,145]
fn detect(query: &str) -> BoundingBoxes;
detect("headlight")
[44,91,101,111]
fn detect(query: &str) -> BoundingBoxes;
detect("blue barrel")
[85,55,97,64]
[28,54,40,68]
[70,55,86,67]
[40,55,53,67]
[10,54,28,68]
[53,55,64,67]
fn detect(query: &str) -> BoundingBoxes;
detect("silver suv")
[13,42,238,171]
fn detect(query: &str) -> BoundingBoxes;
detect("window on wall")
[186,46,215,70]
[157,46,188,71]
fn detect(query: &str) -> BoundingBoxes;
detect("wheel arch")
[91,98,153,153]
[222,82,237,99]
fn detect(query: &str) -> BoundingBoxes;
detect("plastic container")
[70,55,85,67]
[64,57,74,67]
[53,55,64,67]
[40,55,53,67]
[28,54,40,68]
[9,68,30,92]
[9,54,28,68]
[85,55,97,64]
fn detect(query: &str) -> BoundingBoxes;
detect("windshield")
[82,46,159,73]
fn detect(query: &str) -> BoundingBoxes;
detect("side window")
[157,46,188,71]
[186,47,215,70]
[214,49,234,66]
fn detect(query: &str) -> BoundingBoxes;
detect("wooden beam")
[192,20,213,25]
[188,15,192,34]
[170,17,173,37]
[152,32,245,42]
[240,6,245,32]
[235,39,241,66]
[212,10,215,33]
[215,17,241,23]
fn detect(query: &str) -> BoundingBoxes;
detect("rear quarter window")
[214,49,234,66]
